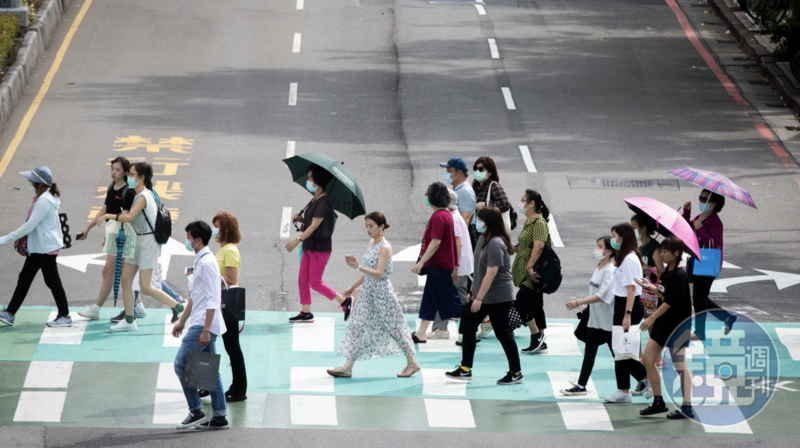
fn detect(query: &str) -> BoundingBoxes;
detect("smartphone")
[76,233,85,241]
[184,267,194,275]
[345,254,355,261]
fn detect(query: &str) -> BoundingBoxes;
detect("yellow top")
[216,243,241,286]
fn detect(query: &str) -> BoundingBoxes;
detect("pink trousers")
[298,250,338,305]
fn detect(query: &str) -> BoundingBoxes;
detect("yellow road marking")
[0,0,94,180]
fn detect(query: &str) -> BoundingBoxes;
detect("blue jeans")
[173,325,227,417]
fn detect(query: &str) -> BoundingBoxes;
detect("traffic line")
[289,83,298,106]
[421,369,468,396]
[292,317,335,351]
[424,398,476,428]
[487,38,499,59]
[546,371,599,400]
[475,0,484,3]
[501,87,516,110]
[281,207,293,239]
[152,392,187,424]
[286,140,296,158]
[775,327,800,360]
[290,395,338,426]
[475,4,486,15]
[547,214,564,247]
[290,366,335,393]
[14,391,67,422]
[296,0,304,10]
[157,363,183,391]
[39,312,88,345]
[293,33,302,53]
[556,402,614,431]
[23,361,73,389]
[415,319,460,353]
[519,145,537,172]
[541,323,580,356]
[163,314,185,348]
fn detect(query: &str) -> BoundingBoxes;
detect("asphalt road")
[0,0,798,445]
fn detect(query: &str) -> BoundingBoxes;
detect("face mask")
[127,176,139,188]
[212,227,220,241]
[594,249,605,260]
[424,196,431,208]
[184,238,196,252]
[27,182,35,192]
[476,221,486,233]
[698,202,712,213]
[443,171,453,185]
[474,170,487,182]
[306,181,316,193]
[610,237,621,251]
[518,201,527,214]
[635,228,642,243]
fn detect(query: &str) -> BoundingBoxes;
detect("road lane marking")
[297,0,304,10]
[292,317,335,351]
[152,392,186,424]
[557,402,614,431]
[290,366,335,393]
[776,327,800,360]
[415,319,460,353]
[501,87,516,110]
[424,399,476,428]
[39,312,89,345]
[475,4,486,15]
[24,361,73,389]
[547,214,564,247]
[289,83,298,106]
[290,395,338,425]
[293,33,302,53]
[0,0,95,181]
[519,145,537,172]
[286,141,296,158]
[422,369,468,396]
[475,0,484,3]
[541,323,581,356]
[14,391,67,422]
[156,363,183,391]
[163,314,185,348]
[281,207,293,239]
[546,371,599,400]
[488,38,499,59]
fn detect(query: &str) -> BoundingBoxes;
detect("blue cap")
[439,157,468,173]
[20,166,53,186]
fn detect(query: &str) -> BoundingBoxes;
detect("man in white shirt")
[172,221,229,430]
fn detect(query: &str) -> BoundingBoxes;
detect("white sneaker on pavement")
[604,389,633,403]
[109,320,138,332]
[134,304,147,317]
[426,329,450,339]
[77,306,99,320]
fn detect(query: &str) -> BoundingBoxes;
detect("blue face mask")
[184,238,196,252]
[424,196,431,208]
[212,227,220,241]
[610,237,621,251]
[443,171,453,185]
[306,181,316,193]
[698,202,713,213]
[476,221,486,233]
[127,176,139,188]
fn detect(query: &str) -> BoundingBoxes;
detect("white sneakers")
[134,303,147,317]
[604,389,633,403]
[78,305,100,320]
[110,319,138,332]
[426,329,450,339]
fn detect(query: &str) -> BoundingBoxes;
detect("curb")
[0,0,74,132]
[708,0,800,118]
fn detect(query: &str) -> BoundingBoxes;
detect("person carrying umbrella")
[284,163,353,323]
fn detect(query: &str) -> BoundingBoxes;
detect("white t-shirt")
[188,247,227,336]
[587,263,615,331]
[450,209,473,276]
[613,252,643,297]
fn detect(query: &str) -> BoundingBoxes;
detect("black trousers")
[221,317,247,395]
[8,254,69,317]
[692,275,728,338]
[612,295,647,390]
[578,327,613,386]
[459,301,521,372]
[514,284,546,331]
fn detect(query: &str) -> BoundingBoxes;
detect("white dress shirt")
[188,246,227,336]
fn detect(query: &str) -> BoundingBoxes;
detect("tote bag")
[183,350,221,391]
[612,324,640,361]
[692,248,721,278]
[221,280,246,322]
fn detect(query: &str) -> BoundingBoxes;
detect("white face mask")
[594,248,605,260]
[517,201,527,214]
[635,228,642,243]
[27,182,35,192]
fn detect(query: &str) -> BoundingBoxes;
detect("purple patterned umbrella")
[669,167,757,210]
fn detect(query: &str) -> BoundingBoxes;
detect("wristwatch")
[625,310,632,315]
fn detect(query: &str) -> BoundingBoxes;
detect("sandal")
[411,332,426,343]
[326,367,352,378]
[397,364,421,378]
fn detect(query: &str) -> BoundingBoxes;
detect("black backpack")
[142,191,172,244]
[531,217,562,294]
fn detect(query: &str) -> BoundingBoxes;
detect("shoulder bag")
[531,217,563,294]
[486,182,512,234]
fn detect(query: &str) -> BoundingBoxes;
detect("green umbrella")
[283,153,366,219]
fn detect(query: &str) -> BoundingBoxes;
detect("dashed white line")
[487,38,499,59]
[281,207,293,239]
[293,33,302,53]
[519,145,537,172]
[286,140,296,158]
[475,4,486,15]
[475,0,485,3]
[501,87,516,110]
[547,214,564,247]
[289,83,298,106]
[296,0,304,10]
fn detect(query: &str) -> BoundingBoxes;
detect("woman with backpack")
[99,161,184,332]
[511,189,551,354]
[0,166,72,328]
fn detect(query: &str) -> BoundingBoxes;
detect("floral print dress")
[336,240,416,361]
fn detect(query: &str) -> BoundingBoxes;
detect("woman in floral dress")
[327,212,419,378]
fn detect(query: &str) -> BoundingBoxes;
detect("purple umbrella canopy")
[669,167,757,209]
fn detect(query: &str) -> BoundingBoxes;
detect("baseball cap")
[439,157,468,173]
[20,166,53,186]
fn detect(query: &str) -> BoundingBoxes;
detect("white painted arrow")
[56,253,107,273]
[157,237,195,281]
[394,244,421,262]
[710,269,800,293]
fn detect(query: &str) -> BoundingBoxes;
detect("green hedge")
[0,14,18,68]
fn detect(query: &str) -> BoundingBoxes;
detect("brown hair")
[212,211,241,244]
[472,156,500,189]
[612,222,643,267]
[365,211,390,230]
[111,156,131,174]
[477,207,514,254]
[131,161,154,191]
[34,182,60,197]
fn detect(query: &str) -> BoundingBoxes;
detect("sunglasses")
[699,195,710,203]
[473,166,486,172]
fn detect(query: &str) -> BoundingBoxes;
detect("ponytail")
[132,161,155,191]
[49,182,61,197]
[524,189,550,221]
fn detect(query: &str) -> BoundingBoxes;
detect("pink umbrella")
[623,197,701,259]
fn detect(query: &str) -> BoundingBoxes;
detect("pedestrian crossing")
[0,307,798,437]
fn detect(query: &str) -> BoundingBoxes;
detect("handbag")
[692,244,721,278]
[221,280,246,322]
[574,306,590,343]
[13,236,28,256]
[183,350,221,391]
[486,182,512,234]
[531,217,563,294]
[612,324,641,361]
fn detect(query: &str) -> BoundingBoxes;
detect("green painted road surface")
[0,307,798,439]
